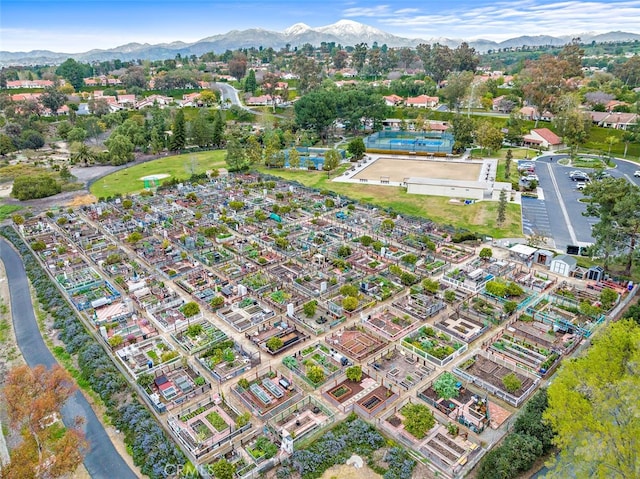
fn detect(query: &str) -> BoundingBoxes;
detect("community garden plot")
[138,362,212,413]
[325,326,388,361]
[116,336,181,378]
[167,394,248,461]
[402,325,468,367]
[233,369,302,418]
[289,300,345,335]
[266,396,335,444]
[435,310,490,344]
[170,320,228,354]
[486,329,562,377]
[282,342,345,388]
[362,305,421,340]
[380,398,484,479]
[393,293,446,322]
[216,296,275,332]
[453,352,539,407]
[247,319,310,356]
[525,292,606,337]
[368,346,434,391]
[196,338,260,383]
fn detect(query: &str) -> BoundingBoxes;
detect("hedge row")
[1,226,186,478]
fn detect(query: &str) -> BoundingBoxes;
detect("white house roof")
[510,244,537,256]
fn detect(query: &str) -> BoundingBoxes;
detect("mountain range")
[2,19,640,66]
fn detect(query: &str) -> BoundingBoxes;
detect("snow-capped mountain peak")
[284,23,312,36]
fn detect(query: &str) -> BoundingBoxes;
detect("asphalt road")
[0,238,137,479]
[521,154,640,251]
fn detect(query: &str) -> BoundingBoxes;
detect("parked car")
[634,170,640,177]
[571,174,590,182]
[576,182,587,190]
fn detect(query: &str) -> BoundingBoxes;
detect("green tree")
[302,300,317,318]
[190,109,212,147]
[266,336,283,352]
[212,110,225,148]
[244,69,257,93]
[11,175,61,200]
[71,143,95,166]
[433,372,459,400]
[225,135,247,172]
[475,119,504,154]
[347,137,366,161]
[345,365,363,382]
[451,114,475,152]
[170,109,186,151]
[0,134,16,156]
[544,320,640,479]
[105,133,134,165]
[505,148,513,178]
[294,90,337,143]
[323,149,341,177]
[40,86,67,115]
[584,178,640,274]
[477,433,543,479]
[502,372,522,393]
[288,147,300,168]
[211,458,236,479]
[442,71,474,111]
[67,127,87,144]
[401,403,435,439]
[306,365,325,384]
[479,247,493,260]
[182,301,200,317]
[553,95,590,156]
[342,296,359,311]
[422,278,439,294]
[497,189,507,225]
[55,58,89,90]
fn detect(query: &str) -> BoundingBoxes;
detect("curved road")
[0,238,137,479]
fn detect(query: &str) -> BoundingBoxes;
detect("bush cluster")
[278,414,415,479]
[476,389,554,479]
[1,226,186,478]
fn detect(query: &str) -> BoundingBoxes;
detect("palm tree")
[71,143,95,166]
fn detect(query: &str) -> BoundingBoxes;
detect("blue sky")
[2,0,640,52]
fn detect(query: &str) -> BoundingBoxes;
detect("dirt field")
[319,463,382,479]
[352,158,482,182]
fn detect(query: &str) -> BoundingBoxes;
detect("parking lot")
[519,155,626,251]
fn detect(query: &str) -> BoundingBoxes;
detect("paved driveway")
[0,239,137,479]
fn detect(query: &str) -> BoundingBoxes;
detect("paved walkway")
[0,238,137,479]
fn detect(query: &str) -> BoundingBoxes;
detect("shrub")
[182,301,200,317]
[342,296,359,311]
[433,372,460,400]
[303,300,317,318]
[502,372,522,393]
[266,336,284,352]
[345,365,362,382]
[401,403,435,439]
[306,365,325,384]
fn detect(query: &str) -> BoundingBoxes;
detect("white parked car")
[634,170,640,177]
[576,182,587,190]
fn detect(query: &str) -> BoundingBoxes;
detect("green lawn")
[90,150,227,198]
[0,205,21,220]
[258,166,522,238]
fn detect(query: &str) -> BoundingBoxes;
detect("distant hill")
[2,20,640,66]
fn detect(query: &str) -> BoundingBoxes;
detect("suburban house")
[178,92,202,107]
[587,111,635,129]
[523,128,563,150]
[5,79,55,89]
[245,94,278,106]
[405,95,439,108]
[135,94,174,109]
[383,94,404,107]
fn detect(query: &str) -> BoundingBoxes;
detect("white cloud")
[343,5,392,17]
[372,0,640,40]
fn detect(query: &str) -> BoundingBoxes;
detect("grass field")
[90,150,227,198]
[0,205,21,220]
[91,151,523,238]
[258,166,522,238]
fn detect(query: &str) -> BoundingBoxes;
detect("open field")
[258,166,522,238]
[353,158,482,182]
[89,150,226,198]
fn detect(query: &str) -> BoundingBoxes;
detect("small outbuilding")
[534,249,554,267]
[550,254,578,277]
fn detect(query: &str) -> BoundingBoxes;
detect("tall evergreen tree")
[212,111,225,148]
[170,109,186,151]
[497,189,507,225]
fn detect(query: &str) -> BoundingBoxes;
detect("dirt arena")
[352,158,482,183]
